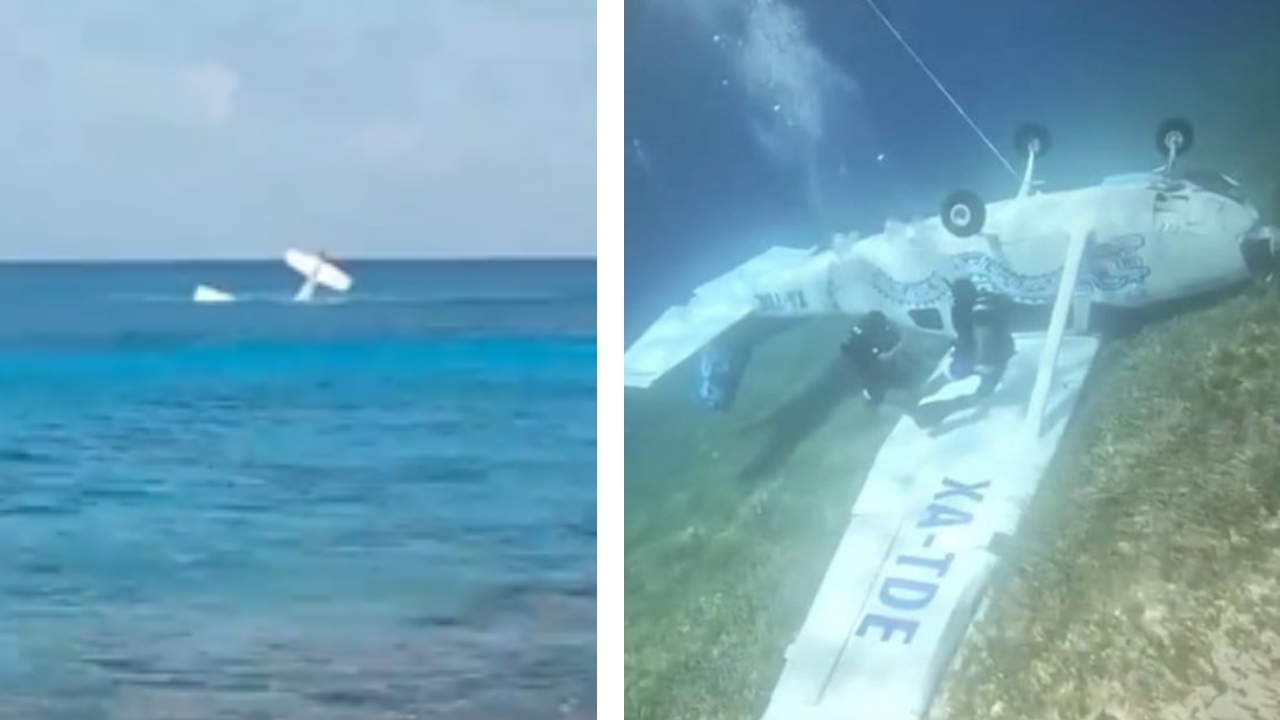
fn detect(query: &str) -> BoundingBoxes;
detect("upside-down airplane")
[624,114,1276,403]
[624,2,1279,715]
[626,113,1278,720]
[192,248,354,304]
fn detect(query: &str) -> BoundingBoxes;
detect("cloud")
[0,0,595,258]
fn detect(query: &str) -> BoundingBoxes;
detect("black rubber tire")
[1156,118,1194,158]
[940,190,986,238]
[1013,122,1051,159]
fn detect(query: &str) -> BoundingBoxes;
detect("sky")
[0,0,595,260]
[624,0,1280,335]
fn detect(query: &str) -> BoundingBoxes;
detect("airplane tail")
[624,246,821,389]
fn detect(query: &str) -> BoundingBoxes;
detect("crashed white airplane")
[623,115,1278,720]
[192,249,354,304]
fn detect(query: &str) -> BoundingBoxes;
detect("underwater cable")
[863,0,1020,179]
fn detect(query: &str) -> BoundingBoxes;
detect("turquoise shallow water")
[0,260,596,719]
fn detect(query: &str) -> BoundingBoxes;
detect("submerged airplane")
[192,249,354,304]
[624,117,1277,405]
[627,1,1280,716]
[624,117,1279,720]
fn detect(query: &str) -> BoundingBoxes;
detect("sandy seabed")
[626,289,1280,720]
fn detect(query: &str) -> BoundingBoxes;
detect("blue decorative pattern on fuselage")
[865,234,1151,307]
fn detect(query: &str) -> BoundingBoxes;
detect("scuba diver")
[911,278,1016,430]
[841,310,903,406]
[947,278,1015,398]
[947,278,978,377]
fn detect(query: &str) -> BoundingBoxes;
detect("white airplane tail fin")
[625,246,819,388]
[625,302,753,389]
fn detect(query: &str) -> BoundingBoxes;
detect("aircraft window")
[908,308,944,330]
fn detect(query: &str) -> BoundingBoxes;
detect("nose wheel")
[941,190,986,238]
[1014,122,1051,159]
[1012,122,1051,197]
[1156,118,1194,173]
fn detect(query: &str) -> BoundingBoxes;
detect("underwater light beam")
[655,0,870,230]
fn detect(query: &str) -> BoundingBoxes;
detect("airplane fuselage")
[743,173,1261,339]
[622,165,1272,394]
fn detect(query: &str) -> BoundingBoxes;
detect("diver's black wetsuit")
[971,293,1015,396]
[949,278,978,374]
[841,311,902,405]
[908,280,1016,429]
[948,279,1014,397]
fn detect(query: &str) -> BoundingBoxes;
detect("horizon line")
[0,254,597,264]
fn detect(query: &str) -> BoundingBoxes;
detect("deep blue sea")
[624,0,1280,335]
[0,259,597,719]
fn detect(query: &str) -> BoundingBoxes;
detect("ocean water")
[0,260,597,719]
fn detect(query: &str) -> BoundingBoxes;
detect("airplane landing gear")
[1013,122,1051,197]
[1014,122,1051,159]
[1156,118,1194,175]
[941,190,987,238]
[1156,118,1194,158]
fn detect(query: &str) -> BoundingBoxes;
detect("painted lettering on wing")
[855,477,989,645]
